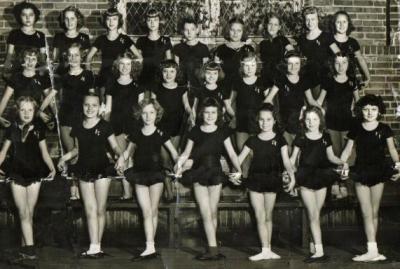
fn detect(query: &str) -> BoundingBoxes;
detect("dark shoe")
[19,246,37,260]
[304,255,329,263]
[119,196,133,202]
[131,252,158,262]
[195,252,225,261]
[79,251,103,259]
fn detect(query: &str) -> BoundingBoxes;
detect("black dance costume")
[7,72,51,105]
[330,36,361,78]
[259,36,291,87]
[321,77,358,131]
[244,134,287,193]
[59,69,95,127]
[136,36,172,88]
[153,84,187,137]
[53,32,91,75]
[181,126,232,186]
[294,132,339,190]
[92,34,135,87]
[70,119,115,181]
[105,78,143,135]
[214,44,255,94]
[348,122,396,186]
[274,74,311,134]
[172,41,210,88]
[194,85,229,114]
[232,77,266,133]
[2,121,48,186]
[297,32,332,87]
[124,128,170,186]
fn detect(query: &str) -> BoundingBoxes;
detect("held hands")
[0,117,11,128]
[39,111,51,123]
[228,171,242,186]
[115,155,126,176]
[391,162,400,181]
[42,169,56,181]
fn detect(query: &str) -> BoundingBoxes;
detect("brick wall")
[0,0,399,144]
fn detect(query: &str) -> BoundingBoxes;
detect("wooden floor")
[1,245,400,269]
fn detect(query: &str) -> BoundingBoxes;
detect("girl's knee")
[141,207,153,220]
[254,209,266,222]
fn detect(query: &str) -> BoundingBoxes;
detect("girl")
[290,106,347,263]
[330,11,370,86]
[172,16,210,88]
[0,96,56,260]
[175,97,242,260]
[214,17,255,96]
[152,60,191,201]
[297,6,334,93]
[340,95,400,262]
[319,53,360,199]
[116,98,178,261]
[136,9,173,90]
[193,61,232,123]
[58,93,122,258]
[0,48,57,128]
[259,13,294,88]
[58,43,95,200]
[53,6,91,75]
[86,8,142,89]
[265,51,321,148]
[105,52,143,201]
[238,103,295,261]
[4,1,46,74]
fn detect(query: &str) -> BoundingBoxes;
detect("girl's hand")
[0,117,11,128]
[285,178,296,192]
[362,78,370,88]
[115,156,126,175]
[57,159,66,172]
[46,170,56,181]
[229,172,242,185]
[39,111,51,123]
[189,112,196,127]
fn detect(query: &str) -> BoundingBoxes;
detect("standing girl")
[290,106,347,263]
[330,11,370,86]
[105,52,143,201]
[214,17,255,96]
[53,6,91,75]
[136,9,173,90]
[175,97,242,260]
[0,96,56,260]
[86,8,142,90]
[238,103,295,261]
[58,93,122,258]
[340,95,400,262]
[116,98,178,261]
[259,13,294,88]
[318,53,360,199]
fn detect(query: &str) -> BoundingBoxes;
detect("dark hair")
[146,8,161,19]
[197,97,224,127]
[263,13,283,39]
[102,8,123,29]
[134,98,164,123]
[354,94,386,120]
[159,59,181,82]
[277,50,305,76]
[178,16,197,34]
[256,103,281,133]
[301,106,326,133]
[332,10,355,35]
[12,1,41,25]
[83,92,101,104]
[239,50,258,77]
[58,6,85,30]
[223,17,248,42]
[112,52,143,81]
[199,61,225,82]
[66,42,83,63]
[326,52,354,78]
[302,6,322,31]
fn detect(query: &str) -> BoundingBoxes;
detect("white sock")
[140,241,155,256]
[311,244,324,258]
[87,243,100,254]
[367,242,378,255]
[261,247,271,254]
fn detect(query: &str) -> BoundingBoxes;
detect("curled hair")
[332,10,355,35]
[58,6,85,30]
[12,1,41,25]
[197,97,224,127]
[112,52,143,81]
[134,98,164,124]
[239,50,258,77]
[223,17,248,42]
[256,103,281,133]
[178,16,197,34]
[326,52,354,78]
[146,8,160,19]
[66,42,84,63]
[159,59,181,82]
[15,96,38,115]
[20,48,39,66]
[276,50,305,76]
[354,94,386,120]
[263,13,283,39]
[102,8,123,29]
[301,106,326,133]
[199,60,225,82]
[302,6,322,31]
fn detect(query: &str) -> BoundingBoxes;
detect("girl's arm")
[4,45,15,70]
[224,137,241,173]
[39,140,56,178]
[129,44,143,61]
[317,89,327,106]
[0,86,14,125]
[387,137,400,163]
[108,134,123,156]
[165,49,172,60]
[281,145,296,191]
[285,44,295,52]
[104,95,112,121]
[85,47,98,71]
[57,139,79,171]
[224,99,235,118]
[340,139,354,164]
[264,85,279,104]
[0,140,11,169]
[203,57,209,64]
[353,89,360,102]
[182,92,192,114]
[174,139,194,174]
[40,88,58,118]
[354,51,370,86]
[115,141,135,173]
[326,146,346,165]
[164,140,179,163]
[53,47,59,64]
[305,89,322,108]
[238,145,251,165]
[290,146,300,168]
[174,55,180,64]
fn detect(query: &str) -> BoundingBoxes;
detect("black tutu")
[245,172,282,193]
[2,158,48,187]
[124,167,164,186]
[296,166,339,190]
[181,166,227,187]
[70,164,116,182]
[350,160,395,187]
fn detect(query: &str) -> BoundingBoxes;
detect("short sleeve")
[244,136,256,150]
[347,124,358,140]
[322,132,333,147]
[122,35,134,49]
[80,34,91,50]
[157,128,170,144]
[381,123,394,139]
[93,36,104,50]
[104,79,114,96]
[70,125,78,138]
[37,31,46,48]
[276,134,288,148]
[200,43,211,58]
[222,126,233,140]
[7,73,19,89]
[4,125,13,141]
[6,30,17,44]
[350,38,361,52]
[35,122,46,141]
[136,36,145,50]
[103,121,114,138]
[40,74,52,90]
[293,135,305,149]
[160,36,172,50]
[281,36,291,48]
[85,71,95,90]
[187,127,199,143]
